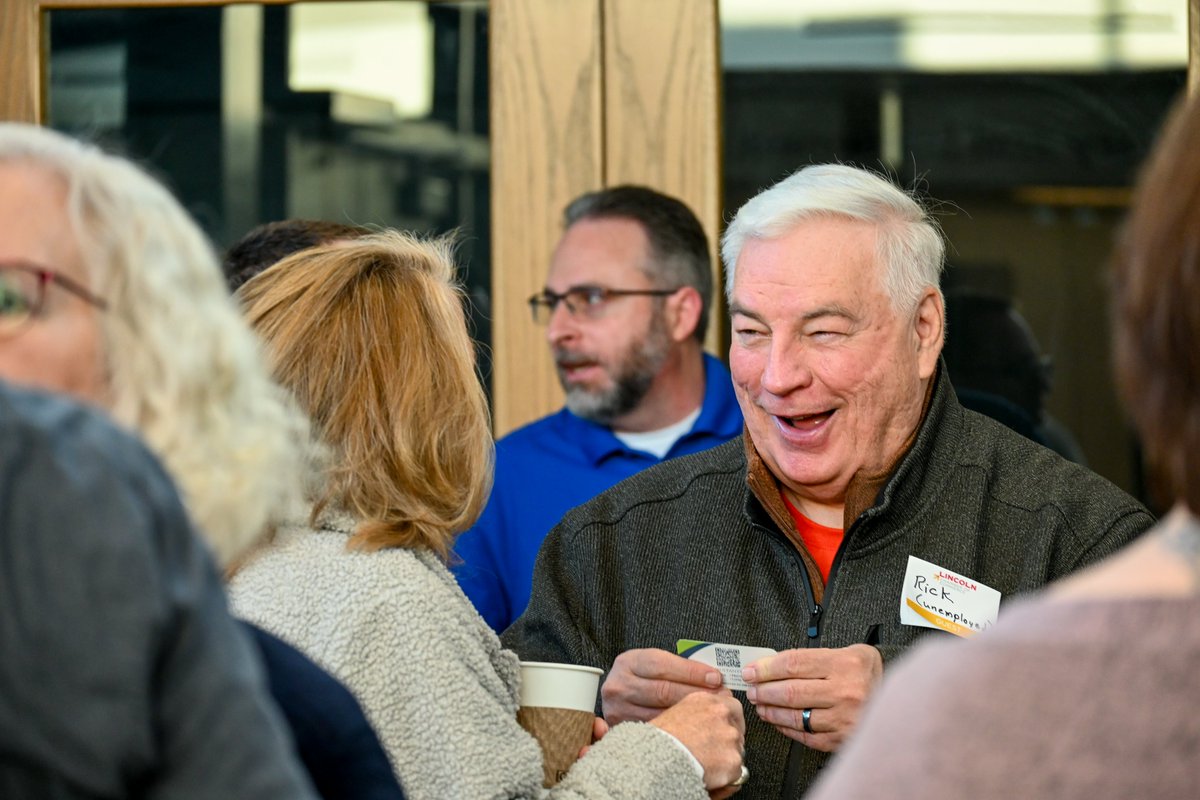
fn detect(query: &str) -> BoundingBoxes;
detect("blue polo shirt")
[452,354,743,632]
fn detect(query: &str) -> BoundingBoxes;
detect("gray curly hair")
[0,123,310,568]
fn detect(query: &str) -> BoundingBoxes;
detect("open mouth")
[557,356,601,382]
[777,410,834,429]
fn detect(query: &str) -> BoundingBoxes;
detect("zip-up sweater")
[502,368,1153,799]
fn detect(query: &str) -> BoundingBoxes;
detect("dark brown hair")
[564,185,713,341]
[1111,92,1200,513]
[224,219,371,291]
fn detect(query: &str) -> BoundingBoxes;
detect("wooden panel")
[602,0,724,355]
[1,0,42,122]
[1191,0,1199,95]
[489,0,603,436]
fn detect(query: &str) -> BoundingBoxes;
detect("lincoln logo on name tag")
[899,556,1001,637]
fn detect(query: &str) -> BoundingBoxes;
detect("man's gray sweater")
[503,368,1153,799]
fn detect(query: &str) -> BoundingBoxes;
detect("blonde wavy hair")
[0,123,310,568]
[237,230,494,559]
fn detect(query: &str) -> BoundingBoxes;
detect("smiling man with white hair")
[503,164,1153,798]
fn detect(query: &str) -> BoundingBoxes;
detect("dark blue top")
[245,624,406,800]
[452,353,743,632]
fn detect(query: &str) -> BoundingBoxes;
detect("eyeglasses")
[0,260,108,340]
[528,284,680,324]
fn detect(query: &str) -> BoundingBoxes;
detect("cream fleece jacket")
[229,510,707,800]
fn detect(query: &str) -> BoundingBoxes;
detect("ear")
[913,288,944,380]
[665,286,703,343]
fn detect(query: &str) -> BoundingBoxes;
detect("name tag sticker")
[676,639,777,691]
[899,556,1001,638]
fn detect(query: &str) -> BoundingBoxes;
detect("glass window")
[721,0,1188,502]
[47,1,493,385]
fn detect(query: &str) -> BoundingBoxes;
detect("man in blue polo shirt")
[453,185,743,632]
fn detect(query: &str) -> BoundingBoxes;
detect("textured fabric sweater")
[502,369,1153,799]
[228,510,710,800]
[808,594,1200,798]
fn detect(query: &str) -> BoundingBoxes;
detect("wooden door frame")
[1191,0,1200,92]
[489,0,721,435]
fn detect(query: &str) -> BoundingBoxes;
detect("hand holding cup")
[516,661,605,787]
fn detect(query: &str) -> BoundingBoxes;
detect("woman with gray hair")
[0,123,303,565]
[0,122,405,800]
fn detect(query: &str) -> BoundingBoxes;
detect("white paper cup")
[517,661,604,786]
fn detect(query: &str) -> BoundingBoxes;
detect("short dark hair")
[1111,92,1200,512]
[564,185,713,341]
[223,219,371,291]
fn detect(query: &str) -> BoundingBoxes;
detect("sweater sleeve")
[265,559,547,800]
[1064,506,1155,573]
[386,597,708,800]
[326,558,702,800]
[548,723,707,800]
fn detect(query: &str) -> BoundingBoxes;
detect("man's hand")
[650,691,746,793]
[601,648,725,724]
[742,644,883,752]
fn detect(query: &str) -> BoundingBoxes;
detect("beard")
[557,315,672,425]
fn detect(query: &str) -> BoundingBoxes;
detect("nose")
[545,297,578,346]
[759,337,812,397]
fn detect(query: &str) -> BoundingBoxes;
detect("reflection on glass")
[47,1,492,386]
[722,1,1187,73]
[720,0,1187,503]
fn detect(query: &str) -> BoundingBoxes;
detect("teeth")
[781,411,829,428]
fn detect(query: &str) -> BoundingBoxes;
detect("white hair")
[721,164,945,312]
[0,123,310,569]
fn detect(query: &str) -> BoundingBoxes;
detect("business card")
[677,639,778,691]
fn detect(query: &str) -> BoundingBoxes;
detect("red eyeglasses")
[0,260,108,339]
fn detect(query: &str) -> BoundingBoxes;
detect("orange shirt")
[781,493,844,582]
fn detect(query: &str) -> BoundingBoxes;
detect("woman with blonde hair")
[231,230,747,800]
[0,122,405,800]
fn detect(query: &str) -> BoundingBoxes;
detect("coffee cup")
[516,661,604,787]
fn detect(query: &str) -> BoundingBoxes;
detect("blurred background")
[14,0,1191,507]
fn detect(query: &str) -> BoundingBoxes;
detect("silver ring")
[731,764,750,787]
[801,708,814,734]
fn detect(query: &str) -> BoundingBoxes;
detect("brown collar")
[744,435,828,600]
[743,377,937,600]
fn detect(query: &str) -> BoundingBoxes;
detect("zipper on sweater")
[782,536,821,647]
[762,521,825,799]
[819,514,864,629]
[806,603,823,640]
[753,520,823,645]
